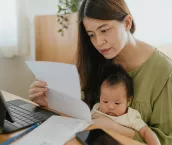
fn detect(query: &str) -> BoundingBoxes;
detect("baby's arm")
[139,126,161,145]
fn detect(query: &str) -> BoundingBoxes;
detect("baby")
[91,64,160,145]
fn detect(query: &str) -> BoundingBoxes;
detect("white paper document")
[26,61,91,121]
[13,116,91,145]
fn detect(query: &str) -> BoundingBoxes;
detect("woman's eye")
[101,29,109,33]
[88,34,94,38]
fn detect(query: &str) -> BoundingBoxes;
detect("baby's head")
[99,64,133,116]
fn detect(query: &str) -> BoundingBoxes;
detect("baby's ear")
[127,96,133,106]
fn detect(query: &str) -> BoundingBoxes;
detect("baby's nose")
[108,104,115,110]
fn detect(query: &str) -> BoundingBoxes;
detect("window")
[0,0,29,57]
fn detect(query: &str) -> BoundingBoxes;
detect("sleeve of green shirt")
[134,74,172,144]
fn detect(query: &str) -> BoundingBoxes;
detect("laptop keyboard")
[7,103,44,128]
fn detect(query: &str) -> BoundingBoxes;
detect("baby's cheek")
[99,105,107,113]
[101,109,106,114]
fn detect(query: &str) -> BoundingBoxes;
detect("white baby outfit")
[91,103,147,131]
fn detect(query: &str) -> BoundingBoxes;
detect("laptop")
[0,91,59,133]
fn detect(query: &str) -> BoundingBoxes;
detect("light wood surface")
[35,14,78,64]
[0,90,144,145]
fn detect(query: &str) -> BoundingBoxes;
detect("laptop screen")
[0,91,15,128]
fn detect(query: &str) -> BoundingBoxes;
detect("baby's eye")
[103,101,108,103]
[115,103,120,105]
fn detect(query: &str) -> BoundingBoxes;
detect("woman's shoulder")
[155,49,172,69]
[151,49,172,80]
[141,48,172,77]
[128,47,172,79]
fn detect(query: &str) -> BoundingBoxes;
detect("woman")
[29,0,172,144]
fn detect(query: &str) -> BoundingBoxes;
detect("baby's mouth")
[107,112,116,116]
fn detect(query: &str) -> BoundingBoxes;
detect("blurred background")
[0,0,171,98]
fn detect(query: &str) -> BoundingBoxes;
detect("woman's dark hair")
[99,64,134,101]
[76,0,136,108]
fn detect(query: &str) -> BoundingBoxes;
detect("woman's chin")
[103,54,116,60]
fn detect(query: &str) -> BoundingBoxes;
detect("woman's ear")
[124,15,133,32]
[127,96,133,106]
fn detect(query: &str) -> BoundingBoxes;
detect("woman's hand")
[92,112,135,138]
[29,80,48,107]
[92,113,115,129]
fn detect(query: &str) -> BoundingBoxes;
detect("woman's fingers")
[33,95,48,107]
[28,80,48,107]
[29,87,48,95]
[30,81,47,89]
[29,91,44,101]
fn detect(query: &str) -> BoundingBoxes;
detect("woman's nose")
[96,35,105,46]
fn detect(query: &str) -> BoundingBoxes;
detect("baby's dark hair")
[99,64,134,100]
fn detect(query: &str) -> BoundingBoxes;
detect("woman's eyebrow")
[87,24,108,33]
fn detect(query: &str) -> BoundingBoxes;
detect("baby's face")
[100,81,130,116]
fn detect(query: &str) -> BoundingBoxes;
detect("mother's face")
[83,17,130,59]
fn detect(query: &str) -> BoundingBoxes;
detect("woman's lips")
[101,48,111,54]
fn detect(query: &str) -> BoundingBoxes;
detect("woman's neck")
[113,36,154,72]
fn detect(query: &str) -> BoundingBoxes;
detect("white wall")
[0,0,59,98]
[157,44,172,59]
[125,0,172,57]
[126,0,172,46]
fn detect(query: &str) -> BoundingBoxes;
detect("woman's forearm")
[92,115,135,138]
[109,121,135,138]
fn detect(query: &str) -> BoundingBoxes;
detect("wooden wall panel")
[35,13,78,64]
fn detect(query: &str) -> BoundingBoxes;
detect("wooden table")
[0,90,144,145]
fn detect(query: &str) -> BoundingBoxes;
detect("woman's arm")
[92,115,135,138]
[139,126,161,145]
[135,76,172,144]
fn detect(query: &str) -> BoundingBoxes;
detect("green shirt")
[128,48,172,145]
